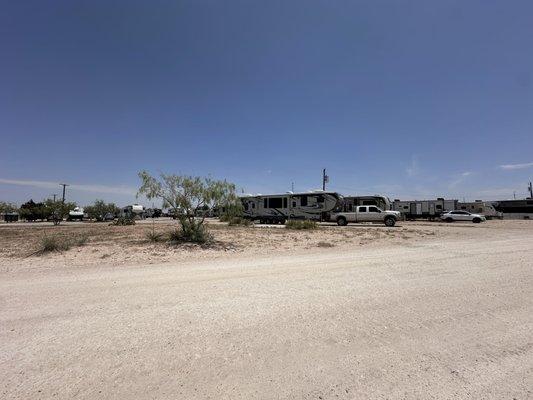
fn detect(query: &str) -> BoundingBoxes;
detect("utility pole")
[52,194,57,202]
[322,169,329,191]
[528,181,533,199]
[60,183,69,203]
[513,191,516,200]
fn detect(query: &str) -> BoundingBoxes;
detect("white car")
[441,210,486,223]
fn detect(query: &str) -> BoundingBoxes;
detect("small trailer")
[392,198,458,220]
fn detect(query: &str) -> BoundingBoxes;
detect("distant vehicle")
[440,211,486,223]
[392,198,458,220]
[103,212,115,221]
[120,204,145,219]
[145,208,162,218]
[330,206,400,227]
[67,207,84,221]
[2,212,19,223]
[241,191,342,224]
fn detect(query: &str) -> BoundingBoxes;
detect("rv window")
[363,200,376,205]
[252,203,255,209]
[436,205,442,209]
[461,206,466,210]
[263,198,267,208]
[292,201,296,207]
[283,198,288,208]
[300,196,308,206]
[244,203,249,211]
[403,206,409,210]
[317,195,324,203]
[268,197,283,208]
[359,206,367,212]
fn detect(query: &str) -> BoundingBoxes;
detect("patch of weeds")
[110,217,135,226]
[33,233,89,256]
[285,220,318,230]
[228,217,252,227]
[146,230,165,243]
[146,221,165,243]
[39,235,70,254]
[317,241,335,248]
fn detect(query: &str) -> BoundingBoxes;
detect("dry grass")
[0,219,453,269]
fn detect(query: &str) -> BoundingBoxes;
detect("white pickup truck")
[330,206,401,227]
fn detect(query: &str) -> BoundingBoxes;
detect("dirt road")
[1,223,532,399]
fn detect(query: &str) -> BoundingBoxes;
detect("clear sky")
[1,0,532,206]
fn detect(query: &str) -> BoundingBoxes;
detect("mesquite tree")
[138,171,240,243]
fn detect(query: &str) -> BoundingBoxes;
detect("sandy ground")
[1,220,532,399]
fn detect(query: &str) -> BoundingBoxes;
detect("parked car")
[329,206,400,227]
[440,210,486,223]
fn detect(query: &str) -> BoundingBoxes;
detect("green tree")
[138,171,240,243]
[0,201,18,214]
[84,199,119,221]
[19,200,47,221]
[43,199,77,225]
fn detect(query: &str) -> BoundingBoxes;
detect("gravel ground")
[1,220,532,399]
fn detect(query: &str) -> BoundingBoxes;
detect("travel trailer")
[120,204,146,219]
[457,201,502,219]
[67,207,85,221]
[392,198,458,220]
[492,199,533,219]
[240,191,342,223]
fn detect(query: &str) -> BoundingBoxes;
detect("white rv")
[392,198,458,220]
[240,191,341,224]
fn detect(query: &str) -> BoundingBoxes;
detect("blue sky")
[1,0,532,206]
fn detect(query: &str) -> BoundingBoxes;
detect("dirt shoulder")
[0,218,452,272]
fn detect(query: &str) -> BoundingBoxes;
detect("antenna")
[322,169,329,191]
[528,181,533,198]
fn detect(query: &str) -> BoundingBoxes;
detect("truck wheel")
[472,217,481,223]
[384,217,396,227]
[337,217,347,226]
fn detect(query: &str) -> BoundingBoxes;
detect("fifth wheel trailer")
[392,198,458,220]
[240,191,341,224]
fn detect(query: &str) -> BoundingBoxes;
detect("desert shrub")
[138,171,239,244]
[34,233,88,255]
[146,230,164,242]
[317,241,335,248]
[168,220,213,244]
[39,236,70,253]
[285,220,318,230]
[110,216,135,226]
[228,216,252,226]
[146,223,164,242]
[74,234,89,246]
